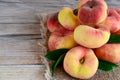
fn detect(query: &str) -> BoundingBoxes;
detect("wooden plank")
[0,24,41,35]
[0,39,42,51]
[0,38,47,64]
[0,65,46,80]
[0,3,41,23]
[0,34,42,40]
[0,1,72,17]
[0,3,60,23]
[0,0,119,24]
[0,6,36,17]
[0,0,60,3]
[0,0,73,5]
[0,51,42,65]
[0,16,39,24]
[0,0,113,3]
[0,0,119,8]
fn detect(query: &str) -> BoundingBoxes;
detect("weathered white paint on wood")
[0,16,39,23]
[0,24,40,35]
[0,39,45,64]
[0,39,40,51]
[0,51,42,65]
[0,65,46,80]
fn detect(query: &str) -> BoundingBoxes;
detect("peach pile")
[47,0,120,79]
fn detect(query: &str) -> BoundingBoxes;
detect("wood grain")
[0,65,46,80]
[0,39,40,51]
[0,38,46,65]
[0,51,42,65]
[0,24,41,35]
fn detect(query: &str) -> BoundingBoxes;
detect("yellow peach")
[48,31,77,51]
[94,43,120,63]
[74,25,110,48]
[58,7,80,30]
[64,46,98,79]
[47,13,67,32]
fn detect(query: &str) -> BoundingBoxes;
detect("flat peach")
[102,8,120,33]
[74,25,110,48]
[47,13,67,32]
[64,46,98,79]
[48,31,77,51]
[94,43,120,63]
[78,0,107,26]
[58,7,80,30]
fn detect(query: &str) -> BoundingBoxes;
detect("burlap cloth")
[38,12,120,80]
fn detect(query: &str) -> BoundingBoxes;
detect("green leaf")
[98,59,119,71]
[45,48,69,61]
[52,53,66,76]
[109,34,120,43]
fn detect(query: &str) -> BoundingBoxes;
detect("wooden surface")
[0,0,120,80]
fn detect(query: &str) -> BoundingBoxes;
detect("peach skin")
[47,13,68,32]
[102,8,120,33]
[78,0,108,26]
[64,46,98,79]
[48,31,77,51]
[74,25,110,48]
[58,7,80,30]
[94,43,120,63]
